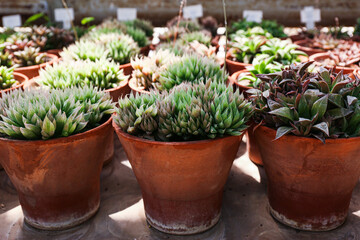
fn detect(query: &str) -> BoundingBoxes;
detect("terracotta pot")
[309,53,358,74]
[46,49,62,58]
[14,53,59,79]
[294,39,326,56]
[119,63,133,76]
[105,78,131,102]
[254,125,360,231]
[289,34,306,43]
[225,53,252,75]
[129,77,150,95]
[0,116,113,230]
[113,121,242,235]
[228,70,252,95]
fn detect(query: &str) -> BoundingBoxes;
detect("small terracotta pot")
[289,34,306,43]
[113,121,242,235]
[14,53,59,79]
[309,52,358,74]
[129,77,150,95]
[225,53,252,75]
[46,49,62,58]
[105,78,131,102]
[0,116,113,230]
[294,39,326,56]
[119,63,133,76]
[254,125,360,231]
[228,71,263,166]
[0,72,28,97]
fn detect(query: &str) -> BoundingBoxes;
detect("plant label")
[2,15,22,28]
[300,6,321,29]
[54,8,74,30]
[117,8,137,21]
[243,10,263,23]
[183,4,203,20]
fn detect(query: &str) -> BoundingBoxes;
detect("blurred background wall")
[0,0,359,26]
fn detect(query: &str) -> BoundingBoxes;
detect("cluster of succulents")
[180,31,211,46]
[114,80,253,141]
[12,46,46,67]
[131,50,178,90]
[61,40,107,62]
[166,16,201,32]
[0,66,17,90]
[230,27,273,40]
[158,55,226,90]
[0,86,114,140]
[0,45,13,67]
[237,57,283,88]
[302,34,340,50]
[230,19,287,38]
[124,19,154,37]
[250,62,360,141]
[229,36,306,65]
[37,59,128,89]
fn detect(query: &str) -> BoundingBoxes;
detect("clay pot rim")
[128,77,151,95]
[15,53,59,71]
[258,124,360,143]
[119,62,132,70]
[104,77,129,94]
[309,52,358,72]
[0,115,112,144]
[225,52,252,67]
[229,70,253,91]
[113,118,243,146]
[294,39,326,53]
[1,72,28,94]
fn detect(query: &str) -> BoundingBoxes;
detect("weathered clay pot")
[294,39,326,56]
[113,121,242,235]
[309,52,358,74]
[228,71,263,166]
[14,53,59,79]
[119,63,133,76]
[0,116,113,230]
[105,78,131,102]
[254,125,360,231]
[225,53,252,75]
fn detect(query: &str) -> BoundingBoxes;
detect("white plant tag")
[54,8,74,29]
[300,6,321,29]
[243,10,263,23]
[2,15,22,28]
[183,4,203,19]
[117,8,137,21]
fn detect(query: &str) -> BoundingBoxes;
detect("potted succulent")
[0,86,114,230]
[309,41,360,74]
[36,58,130,101]
[294,34,340,56]
[229,19,287,38]
[250,62,360,231]
[62,33,139,75]
[227,35,307,75]
[113,80,253,234]
[130,52,225,93]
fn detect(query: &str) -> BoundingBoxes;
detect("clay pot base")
[102,154,114,167]
[269,205,346,232]
[146,212,220,235]
[23,202,100,231]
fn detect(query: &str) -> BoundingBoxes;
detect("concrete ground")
[1,136,360,240]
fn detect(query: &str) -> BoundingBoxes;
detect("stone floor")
[1,136,360,240]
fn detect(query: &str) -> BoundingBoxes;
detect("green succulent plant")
[114,80,253,141]
[251,62,360,142]
[0,86,114,140]
[131,50,179,90]
[237,57,283,88]
[124,19,154,37]
[158,55,227,90]
[105,34,139,64]
[229,19,286,38]
[123,26,148,48]
[13,46,46,67]
[0,66,17,90]
[230,27,273,40]
[180,31,211,46]
[259,38,307,65]
[37,59,128,90]
[61,40,108,62]
[0,45,12,67]
[229,36,266,64]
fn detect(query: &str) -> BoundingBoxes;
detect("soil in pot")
[254,125,360,231]
[310,52,358,74]
[0,117,114,230]
[113,122,243,235]
[14,53,59,79]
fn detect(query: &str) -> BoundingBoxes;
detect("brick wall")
[1,0,360,27]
